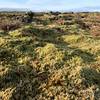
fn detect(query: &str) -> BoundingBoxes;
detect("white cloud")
[0,1,26,8]
[26,0,50,4]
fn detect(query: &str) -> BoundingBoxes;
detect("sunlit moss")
[62,34,84,44]
[9,30,21,37]
[0,87,15,100]
[66,56,83,69]
[18,56,32,65]
[0,37,6,46]
[36,43,65,66]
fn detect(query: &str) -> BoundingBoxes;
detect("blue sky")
[0,0,100,11]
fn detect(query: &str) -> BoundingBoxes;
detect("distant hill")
[0,8,30,12]
[69,6,100,12]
